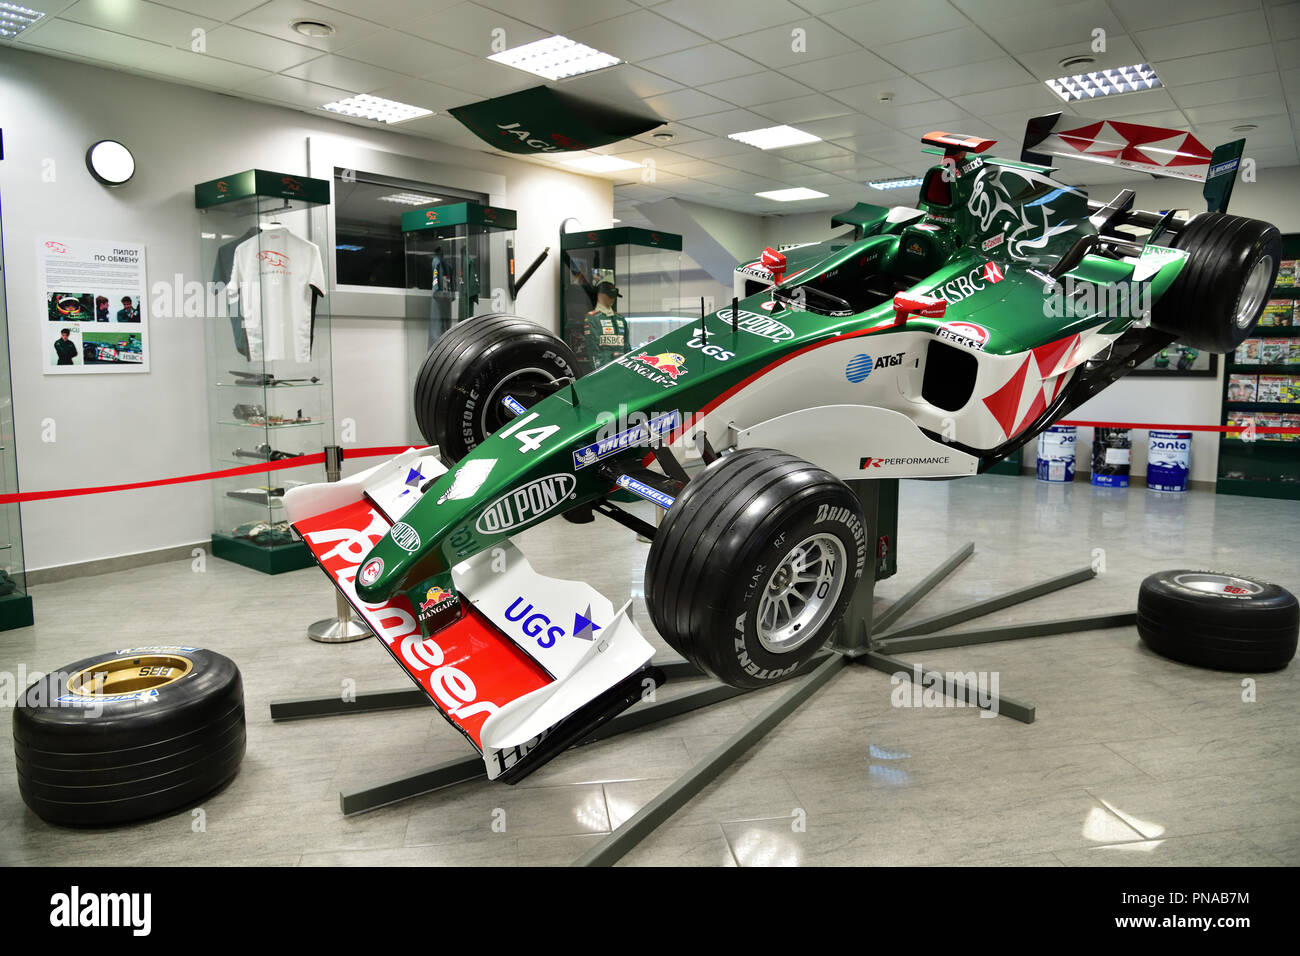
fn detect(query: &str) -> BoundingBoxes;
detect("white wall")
[0,49,611,571]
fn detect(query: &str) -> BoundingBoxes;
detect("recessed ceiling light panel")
[0,2,42,38]
[561,155,642,173]
[489,35,621,80]
[377,192,441,206]
[729,125,821,150]
[1045,63,1162,101]
[320,94,433,124]
[755,187,828,202]
[867,176,923,190]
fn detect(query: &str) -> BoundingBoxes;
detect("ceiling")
[4,0,1299,221]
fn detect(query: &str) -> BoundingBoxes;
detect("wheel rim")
[66,654,193,696]
[757,533,848,654]
[481,367,561,437]
[1172,572,1263,597]
[1235,255,1273,328]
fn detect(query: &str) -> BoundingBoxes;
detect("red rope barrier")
[0,445,427,505]
[2,421,1297,506]
[1058,420,1300,434]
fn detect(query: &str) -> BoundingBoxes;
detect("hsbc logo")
[936,261,1004,303]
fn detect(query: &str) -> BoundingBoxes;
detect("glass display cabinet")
[0,171,33,630]
[560,227,683,375]
[195,170,334,573]
[403,201,517,345]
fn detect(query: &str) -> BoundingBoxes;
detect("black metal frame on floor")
[268,479,1135,865]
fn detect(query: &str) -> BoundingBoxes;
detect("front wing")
[285,449,658,781]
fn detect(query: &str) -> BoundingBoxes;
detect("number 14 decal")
[499,412,559,453]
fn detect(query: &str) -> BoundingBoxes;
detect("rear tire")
[413,314,577,464]
[644,449,868,689]
[1152,212,1281,352]
[1136,570,1297,671]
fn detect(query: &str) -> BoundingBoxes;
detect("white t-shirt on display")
[228,227,325,363]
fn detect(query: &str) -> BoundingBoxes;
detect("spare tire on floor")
[1136,570,1298,672]
[13,646,245,827]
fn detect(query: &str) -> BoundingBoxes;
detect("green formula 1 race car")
[285,112,1279,781]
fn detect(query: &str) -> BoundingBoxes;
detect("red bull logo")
[632,352,687,380]
[421,586,453,611]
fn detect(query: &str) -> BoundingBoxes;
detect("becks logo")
[50,886,152,936]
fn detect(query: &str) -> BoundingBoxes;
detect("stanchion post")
[308,445,372,644]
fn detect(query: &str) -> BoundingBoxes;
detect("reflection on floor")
[2,474,1298,866]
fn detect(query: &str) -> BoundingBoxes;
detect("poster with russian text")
[39,238,149,374]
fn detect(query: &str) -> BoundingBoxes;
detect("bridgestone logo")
[475,474,576,534]
[814,504,867,577]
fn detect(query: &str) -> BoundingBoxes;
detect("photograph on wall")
[46,291,95,322]
[80,330,144,365]
[38,237,148,374]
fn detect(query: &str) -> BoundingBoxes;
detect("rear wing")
[1021,111,1245,213]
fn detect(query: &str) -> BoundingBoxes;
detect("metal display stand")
[306,446,371,644]
[270,478,1136,863]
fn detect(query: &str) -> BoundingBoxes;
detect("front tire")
[413,314,578,464]
[1152,212,1281,352]
[644,449,868,689]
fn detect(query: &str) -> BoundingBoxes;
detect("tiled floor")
[2,474,1297,866]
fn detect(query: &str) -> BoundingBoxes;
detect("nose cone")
[352,457,506,604]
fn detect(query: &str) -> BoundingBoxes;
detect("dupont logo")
[725,309,794,342]
[476,474,576,534]
[389,522,421,552]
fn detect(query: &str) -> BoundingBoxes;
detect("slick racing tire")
[645,449,867,689]
[1136,571,1298,672]
[1152,212,1281,353]
[414,313,578,464]
[13,646,246,827]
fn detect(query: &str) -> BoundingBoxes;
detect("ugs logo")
[687,334,734,360]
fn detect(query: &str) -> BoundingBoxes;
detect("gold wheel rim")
[66,654,193,696]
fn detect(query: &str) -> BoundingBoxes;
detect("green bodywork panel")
[356,152,1190,606]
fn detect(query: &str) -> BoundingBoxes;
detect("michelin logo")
[573,410,680,470]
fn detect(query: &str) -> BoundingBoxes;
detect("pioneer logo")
[50,886,151,936]
[476,474,576,534]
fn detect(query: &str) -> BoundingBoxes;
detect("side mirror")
[892,292,947,325]
[760,246,787,285]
